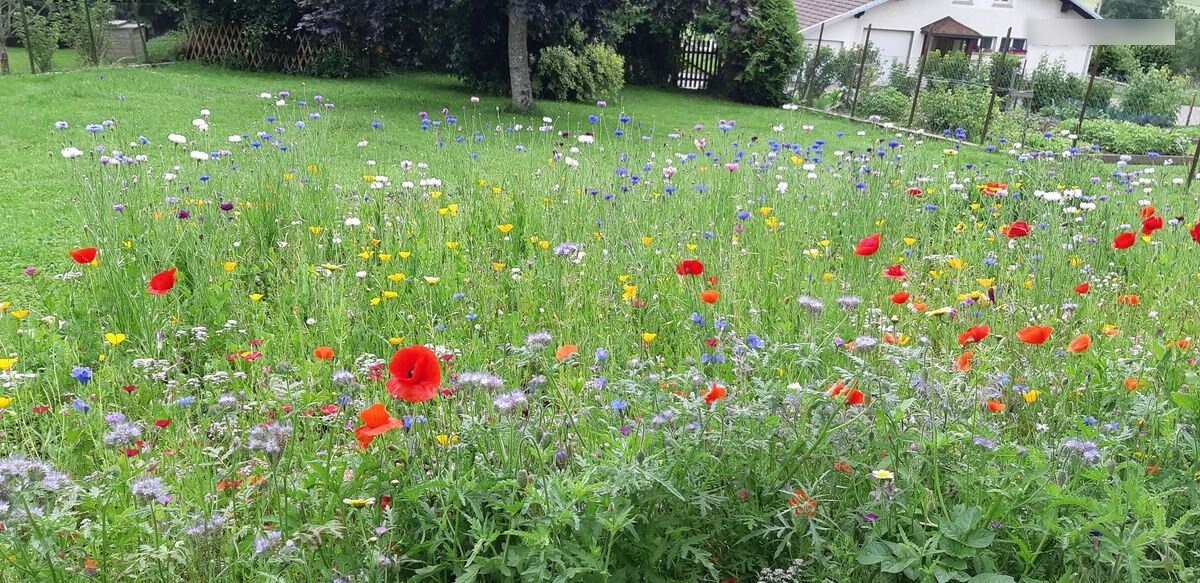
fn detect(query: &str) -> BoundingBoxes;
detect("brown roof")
[920,16,982,37]
[793,0,871,30]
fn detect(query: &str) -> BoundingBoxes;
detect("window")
[999,38,1027,53]
[978,37,995,51]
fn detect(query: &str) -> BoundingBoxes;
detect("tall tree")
[507,0,534,110]
[1098,0,1173,20]
[0,0,13,74]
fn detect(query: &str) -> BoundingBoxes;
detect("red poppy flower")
[68,247,98,264]
[1112,232,1135,250]
[154,419,171,429]
[854,233,880,256]
[1001,221,1029,238]
[1067,334,1091,353]
[555,344,578,361]
[985,399,1006,412]
[313,346,335,360]
[845,388,864,406]
[1191,222,1200,245]
[706,275,719,286]
[906,187,923,196]
[881,265,907,280]
[1140,216,1163,235]
[147,267,177,295]
[386,345,441,402]
[320,404,339,415]
[1117,294,1139,306]
[703,383,726,405]
[1016,325,1053,344]
[1074,281,1090,294]
[955,351,974,372]
[1139,205,1156,220]
[890,291,910,304]
[699,290,720,304]
[354,403,404,448]
[675,259,704,276]
[957,324,990,346]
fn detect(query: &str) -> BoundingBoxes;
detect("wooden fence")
[674,35,720,91]
[178,24,347,74]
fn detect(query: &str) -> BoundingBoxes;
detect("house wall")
[802,0,1093,77]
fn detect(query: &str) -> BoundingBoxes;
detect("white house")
[794,0,1101,77]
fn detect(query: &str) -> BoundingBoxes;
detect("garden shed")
[106,20,146,61]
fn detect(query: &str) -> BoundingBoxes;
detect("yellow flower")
[622,284,638,302]
[1069,255,1082,268]
[764,216,780,229]
[0,301,9,312]
[307,164,319,174]
[309,226,324,235]
[874,219,885,227]
[946,258,965,270]
[1022,390,1040,404]
[641,236,653,246]
[423,276,440,285]
[358,250,373,260]
[497,224,514,234]
[377,253,392,262]
[398,251,412,260]
[617,275,630,283]
[387,273,406,283]
[1023,279,1033,289]
[641,332,658,343]
[0,397,10,409]
[283,172,295,181]
[977,278,994,287]
[388,337,405,346]
[802,249,820,258]
[223,261,238,272]
[491,262,506,271]
[104,333,126,346]
[903,237,916,246]
[342,497,375,508]
[539,241,550,250]
[362,174,375,182]
[953,222,966,233]
[381,290,399,299]
[822,272,834,281]
[10,310,28,320]
[98,354,106,362]
[369,297,382,306]
[491,186,503,194]
[446,242,460,250]
[0,358,15,372]
[872,470,895,480]
[430,191,442,199]
[759,206,772,216]
[435,434,459,447]
[686,243,697,251]
[929,270,942,279]
[818,239,830,247]
[249,294,264,302]
[122,241,133,249]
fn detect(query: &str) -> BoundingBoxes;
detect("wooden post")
[980,27,1012,143]
[83,0,98,65]
[18,0,36,74]
[1072,45,1103,149]
[907,33,931,128]
[801,22,824,104]
[850,24,873,119]
[1186,91,1197,127]
[1188,136,1200,190]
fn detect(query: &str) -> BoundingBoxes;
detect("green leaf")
[966,574,1016,583]
[881,557,919,574]
[963,529,996,549]
[857,540,895,565]
[1171,392,1200,411]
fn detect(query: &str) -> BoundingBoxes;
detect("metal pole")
[802,22,824,104]
[850,24,872,119]
[1072,45,1103,149]
[18,0,36,74]
[83,0,98,65]
[907,33,931,128]
[980,27,1012,143]
[1186,91,1197,127]
[1188,136,1200,190]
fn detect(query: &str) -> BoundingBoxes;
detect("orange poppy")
[834,461,853,473]
[845,388,865,406]
[958,324,990,346]
[1016,325,1053,344]
[985,399,1005,412]
[354,403,404,448]
[1117,294,1139,306]
[1139,205,1156,219]
[68,247,98,264]
[704,383,726,404]
[788,489,817,518]
[1067,334,1091,353]
[890,291,910,304]
[555,344,578,361]
[313,346,335,360]
[699,290,720,304]
[955,351,973,372]
[386,345,441,402]
[1124,378,1143,391]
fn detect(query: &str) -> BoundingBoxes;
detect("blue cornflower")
[72,398,90,413]
[610,398,629,413]
[746,334,764,349]
[70,366,93,385]
[371,121,382,129]
[690,312,705,326]
[1082,415,1098,427]
[594,347,609,363]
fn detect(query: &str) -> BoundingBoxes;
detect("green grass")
[1,47,84,75]
[2,62,1200,581]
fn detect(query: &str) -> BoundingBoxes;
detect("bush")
[1030,57,1083,112]
[917,83,990,139]
[14,6,58,73]
[859,87,910,122]
[711,0,803,105]
[887,60,915,96]
[826,43,882,109]
[795,43,837,103]
[924,50,981,85]
[1071,118,1191,154]
[1096,45,1141,81]
[1121,66,1186,118]
[144,30,186,63]
[61,0,113,65]
[533,44,624,102]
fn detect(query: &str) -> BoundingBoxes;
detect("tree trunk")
[507,0,534,111]
[0,46,8,75]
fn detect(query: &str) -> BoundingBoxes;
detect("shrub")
[144,30,187,63]
[533,44,624,102]
[1096,45,1141,81]
[14,6,58,73]
[826,43,882,109]
[859,87,910,122]
[1030,57,1083,112]
[1071,118,1191,154]
[924,50,980,85]
[887,59,915,96]
[61,0,113,65]
[711,0,803,105]
[795,42,837,102]
[917,83,990,139]
[1121,66,1186,118]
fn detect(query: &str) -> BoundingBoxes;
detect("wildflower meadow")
[2,64,1200,582]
